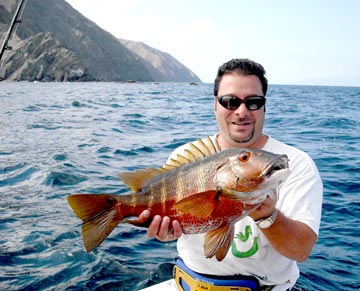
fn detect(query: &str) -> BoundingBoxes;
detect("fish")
[67,136,290,261]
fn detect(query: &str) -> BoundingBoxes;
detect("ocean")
[0,82,359,291]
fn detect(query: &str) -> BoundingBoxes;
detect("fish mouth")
[262,154,289,178]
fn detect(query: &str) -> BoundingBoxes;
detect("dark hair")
[214,58,268,96]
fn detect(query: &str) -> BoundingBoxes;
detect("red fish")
[68,137,290,261]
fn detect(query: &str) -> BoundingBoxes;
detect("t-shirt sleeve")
[277,151,323,235]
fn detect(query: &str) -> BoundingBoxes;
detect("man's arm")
[249,195,318,262]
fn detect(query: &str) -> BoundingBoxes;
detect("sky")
[65,0,360,86]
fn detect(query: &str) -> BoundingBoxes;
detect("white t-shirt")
[167,135,323,291]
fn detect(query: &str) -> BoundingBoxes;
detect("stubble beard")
[230,129,255,144]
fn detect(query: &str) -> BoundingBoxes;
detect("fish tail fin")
[67,194,124,252]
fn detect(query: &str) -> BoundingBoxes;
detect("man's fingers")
[144,213,183,241]
[138,209,151,223]
[156,216,171,241]
[172,220,182,239]
[147,215,162,238]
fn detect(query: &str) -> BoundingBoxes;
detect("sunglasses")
[216,95,266,111]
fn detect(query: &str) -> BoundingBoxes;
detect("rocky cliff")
[0,0,201,82]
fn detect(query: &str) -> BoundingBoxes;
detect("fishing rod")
[0,0,28,63]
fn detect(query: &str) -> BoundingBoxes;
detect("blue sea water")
[0,82,359,291]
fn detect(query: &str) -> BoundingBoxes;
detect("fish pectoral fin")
[67,194,123,252]
[204,223,235,261]
[173,191,219,218]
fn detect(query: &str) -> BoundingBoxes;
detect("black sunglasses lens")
[218,96,265,110]
[218,96,241,109]
[245,97,266,110]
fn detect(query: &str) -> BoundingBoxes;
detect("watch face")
[259,219,272,228]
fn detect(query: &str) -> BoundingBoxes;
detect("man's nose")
[234,102,248,115]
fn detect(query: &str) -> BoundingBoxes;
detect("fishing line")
[0,0,28,79]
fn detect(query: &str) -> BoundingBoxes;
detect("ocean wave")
[0,164,39,187]
[42,171,87,186]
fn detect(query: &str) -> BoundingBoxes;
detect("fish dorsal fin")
[163,136,220,169]
[205,135,221,153]
[204,223,235,261]
[197,136,220,155]
[119,136,220,191]
[119,168,166,192]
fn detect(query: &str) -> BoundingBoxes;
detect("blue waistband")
[175,257,260,290]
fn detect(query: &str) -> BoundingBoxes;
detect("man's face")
[214,72,265,149]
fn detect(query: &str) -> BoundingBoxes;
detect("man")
[139,58,323,290]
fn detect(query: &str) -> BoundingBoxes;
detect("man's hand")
[138,210,183,242]
[248,192,277,221]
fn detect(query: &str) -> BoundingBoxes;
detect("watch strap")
[256,208,279,229]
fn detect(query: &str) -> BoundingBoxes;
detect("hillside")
[0,0,201,82]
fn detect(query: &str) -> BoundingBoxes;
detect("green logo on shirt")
[232,225,258,258]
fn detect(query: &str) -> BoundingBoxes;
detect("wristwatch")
[256,209,278,229]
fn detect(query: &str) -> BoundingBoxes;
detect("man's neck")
[216,133,268,150]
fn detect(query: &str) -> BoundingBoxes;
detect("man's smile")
[231,119,254,130]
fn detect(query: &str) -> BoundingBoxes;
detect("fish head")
[214,149,290,203]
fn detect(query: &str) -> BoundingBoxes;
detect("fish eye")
[238,152,250,162]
